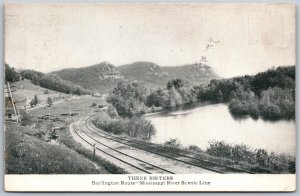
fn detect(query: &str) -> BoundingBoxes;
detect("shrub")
[107,104,118,118]
[20,112,32,126]
[30,95,39,107]
[47,97,53,106]
[256,149,269,167]
[206,140,294,173]
[92,112,155,140]
[188,145,202,152]
[164,138,182,148]
[206,140,232,158]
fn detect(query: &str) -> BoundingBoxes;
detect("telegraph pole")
[48,108,51,121]
[7,82,19,123]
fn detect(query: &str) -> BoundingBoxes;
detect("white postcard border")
[5,174,296,192]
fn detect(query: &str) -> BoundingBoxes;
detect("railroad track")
[73,122,175,174]
[83,114,254,174]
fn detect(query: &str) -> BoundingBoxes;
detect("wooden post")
[7,82,18,123]
[48,108,51,121]
[93,143,96,162]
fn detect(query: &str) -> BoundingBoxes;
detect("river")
[146,103,296,155]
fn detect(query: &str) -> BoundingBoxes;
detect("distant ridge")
[51,61,218,93]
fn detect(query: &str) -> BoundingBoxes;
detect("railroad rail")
[73,122,174,174]
[83,114,254,174]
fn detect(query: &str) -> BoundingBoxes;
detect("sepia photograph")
[3,3,296,192]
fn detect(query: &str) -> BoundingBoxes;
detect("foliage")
[20,112,32,126]
[164,138,182,148]
[30,95,39,107]
[228,85,259,118]
[92,112,156,140]
[51,62,217,93]
[146,88,169,107]
[146,78,196,108]
[52,62,122,94]
[167,78,191,90]
[5,64,19,83]
[107,81,150,117]
[250,66,295,95]
[206,140,295,173]
[107,104,118,118]
[196,66,295,120]
[20,70,90,95]
[258,87,295,119]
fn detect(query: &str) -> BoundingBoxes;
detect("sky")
[4,3,295,78]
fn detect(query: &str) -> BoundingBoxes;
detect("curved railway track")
[73,123,175,174]
[79,114,253,174]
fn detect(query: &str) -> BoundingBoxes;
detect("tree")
[168,87,182,107]
[146,88,169,107]
[107,104,118,118]
[5,64,19,83]
[30,95,39,107]
[167,78,190,90]
[259,87,294,119]
[178,86,194,103]
[256,149,269,167]
[20,112,32,126]
[107,81,150,117]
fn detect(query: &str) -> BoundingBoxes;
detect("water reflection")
[146,103,296,155]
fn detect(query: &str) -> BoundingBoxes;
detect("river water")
[146,103,296,155]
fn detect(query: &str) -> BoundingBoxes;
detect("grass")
[5,123,106,174]
[29,95,106,119]
[6,81,125,174]
[5,121,125,174]
[59,124,126,174]
[12,79,70,108]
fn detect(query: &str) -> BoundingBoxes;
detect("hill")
[52,61,218,93]
[20,69,91,95]
[7,79,74,110]
[161,63,217,83]
[51,62,123,94]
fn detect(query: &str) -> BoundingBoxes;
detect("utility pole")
[93,143,96,162]
[7,82,18,123]
[48,108,51,121]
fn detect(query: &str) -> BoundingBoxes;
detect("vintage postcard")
[4,3,296,192]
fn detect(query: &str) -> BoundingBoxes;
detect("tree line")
[5,64,20,83]
[107,66,295,120]
[206,140,295,173]
[20,69,91,95]
[197,66,295,120]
